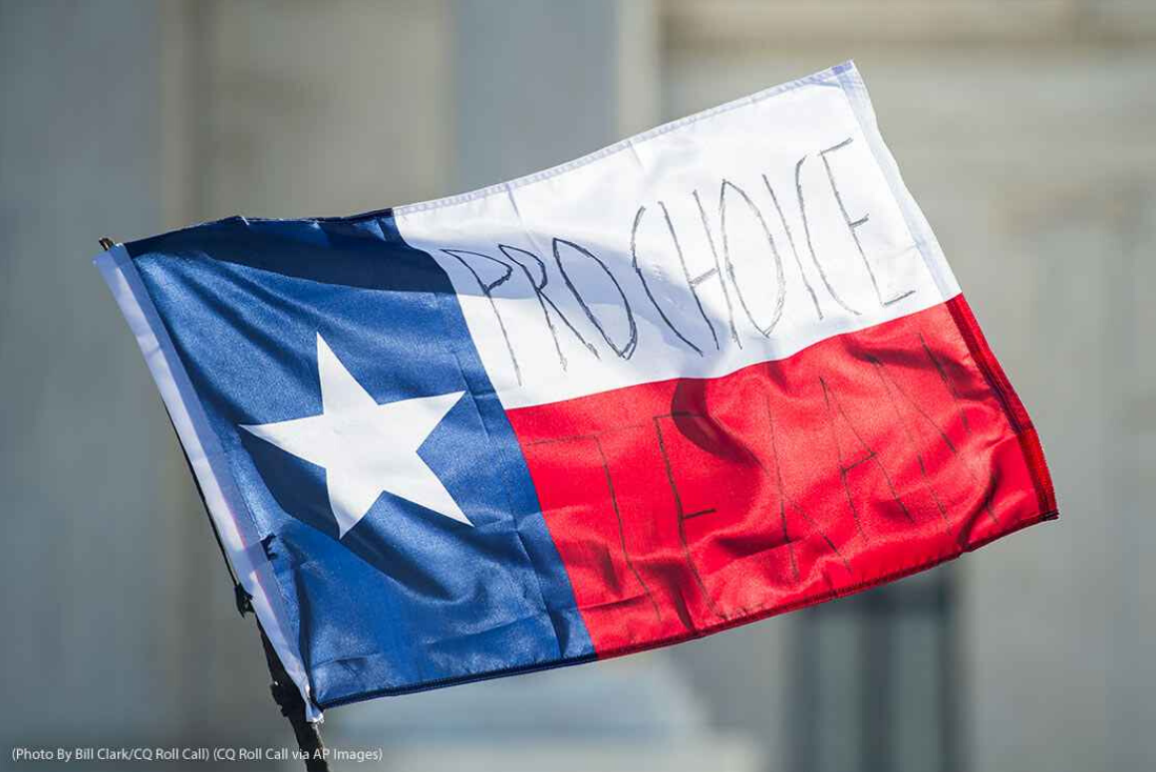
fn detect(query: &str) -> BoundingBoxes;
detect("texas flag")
[96,62,1056,718]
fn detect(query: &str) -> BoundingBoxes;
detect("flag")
[95,62,1056,717]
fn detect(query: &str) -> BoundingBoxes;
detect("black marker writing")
[630,205,708,355]
[820,137,915,307]
[796,154,861,316]
[498,243,599,369]
[442,248,522,385]
[719,179,786,338]
[553,238,639,360]
[764,174,823,321]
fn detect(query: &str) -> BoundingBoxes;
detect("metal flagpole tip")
[98,237,115,251]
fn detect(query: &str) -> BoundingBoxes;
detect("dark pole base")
[134,318,334,772]
[257,625,330,772]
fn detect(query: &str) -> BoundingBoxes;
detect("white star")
[241,333,471,538]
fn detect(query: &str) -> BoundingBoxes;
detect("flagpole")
[97,237,330,772]
[255,618,330,772]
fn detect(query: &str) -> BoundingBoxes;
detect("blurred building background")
[1,1,1153,771]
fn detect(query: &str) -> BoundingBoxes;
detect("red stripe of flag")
[507,297,1056,656]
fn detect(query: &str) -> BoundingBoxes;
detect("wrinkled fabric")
[97,61,1057,715]
[129,215,595,708]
